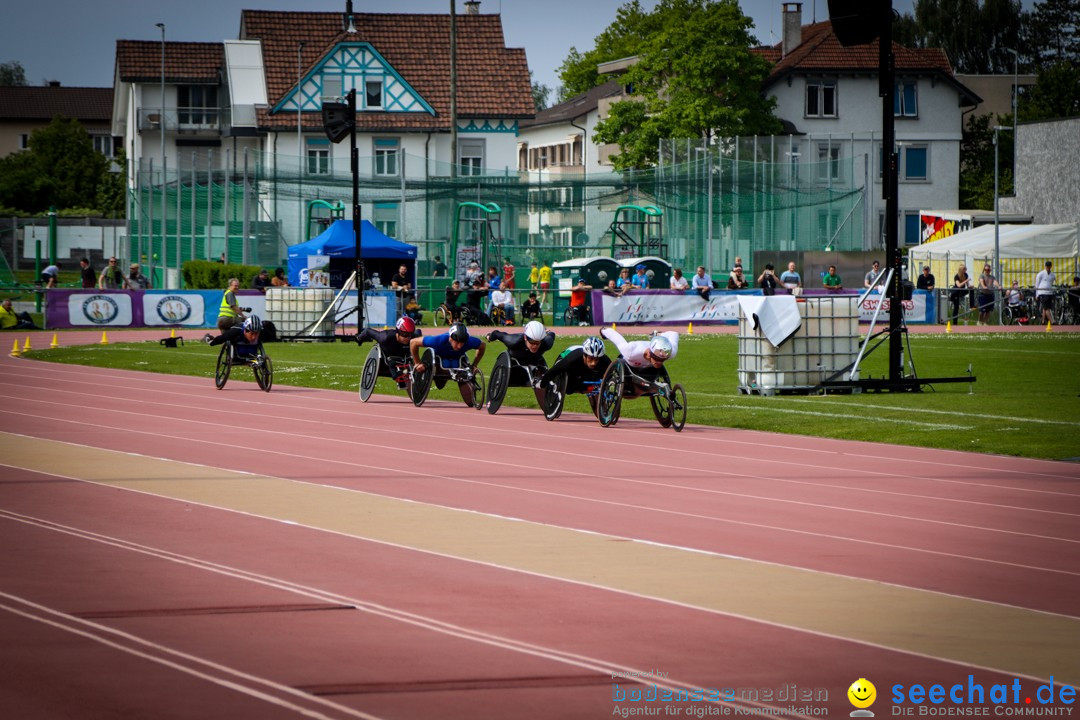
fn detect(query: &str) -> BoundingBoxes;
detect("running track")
[1,329,1078,719]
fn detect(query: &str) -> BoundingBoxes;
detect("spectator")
[1005,280,1028,322]
[217,252,226,263]
[823,265,843,292]
[1034,260,1056,325]
[529,262,540,293]
[271,267,290,287]
[1067,276,1080,321]
[217,277,247,332]
[727,266,749,290]
[670,268,690,291]
[616,267,634,293]
[976,263,1000,325]
[757,263,781,296]
[128,263,150,291]
[538,260,552,308]
[465,278,488,320]
[41,261,61,289]
[603,279,625,297]
[490,282,516,325]
[79,258,95,288]
[391,264,411,292]
[486,266,500,291]
[916,265,935,291]
[1,298,38,330]
[692,266,713,300]
[502,257,516,290]
[864,260,882,290]
[404,293,423,324]
[631,264,650,289]
[252,269,272,292]
[98,257,125,290]
[780,261,801,291]
[521,291,542,320]
[432,255,448,278]
[728,262,743,287]
[569,277,593,326]
[465,261,483,286]
[950,265,973,323]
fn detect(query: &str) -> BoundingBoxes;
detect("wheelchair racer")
[206,315,267,350]
[356,316,422,388]
[410,322,486,391]
[539,336,612,415]
[485,320,555,386]
[599,326,679,393]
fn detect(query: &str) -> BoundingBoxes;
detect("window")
[365,80,382,109]
[177,86,218,126]
[904,211,920,245]
[894,81,918,117]
[322,75,342,101]
[458,138,485,176]
[806,81,837,118]
[374,202,398,238]
[816,143,841,182]
[373,138,399,176]
[903,145,928,181]
[92,134,113,157]
[306,138,330,175]
[817,209,841,248]
[19,134,29,149]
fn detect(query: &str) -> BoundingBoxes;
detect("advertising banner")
[141,293,206,326]
[64,293,134,327]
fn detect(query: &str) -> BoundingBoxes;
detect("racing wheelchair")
[409,347,486,410]
[359,345,415,402]
[596,358,686,431]
[486,351,552,415]
[214,340,273,392]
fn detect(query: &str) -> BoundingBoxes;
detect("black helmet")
[449,323,469,343]
[243,315,263,334]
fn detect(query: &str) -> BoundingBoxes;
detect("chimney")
[464,0,480,14]
[48,80,61,87]
[782,2,803,57]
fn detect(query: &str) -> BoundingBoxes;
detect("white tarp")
[908,223,1078,262]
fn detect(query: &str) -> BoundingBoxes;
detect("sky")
[4,0,925,100]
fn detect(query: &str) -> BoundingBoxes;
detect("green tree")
[959,112,1013,210]
[530,71,551,112]
[592,0,780,170]
[0,60,27,86]
[556,1,659,98]
[0,115,113,215]
[898,0,1027,73]
[1024,0,1080,67]
[1020,60,1080,120]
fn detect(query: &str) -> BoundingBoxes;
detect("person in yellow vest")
[216,277,248,332]
[538,260,552,308]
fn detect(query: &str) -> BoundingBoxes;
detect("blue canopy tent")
[287,219,417,287]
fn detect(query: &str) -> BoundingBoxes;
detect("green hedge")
[182,260,263,290]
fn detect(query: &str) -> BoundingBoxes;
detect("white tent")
[908,223,1078,262]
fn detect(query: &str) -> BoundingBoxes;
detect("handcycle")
[215,340,273,392]
[409,347,486,409]
[359,345,415,402]
[486,351,550,415]
[596,358,686,431]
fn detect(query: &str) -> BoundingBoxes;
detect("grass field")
[22,331,1080,461]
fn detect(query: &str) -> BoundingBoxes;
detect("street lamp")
[993,125,1012,300]
[297,41,306,244]
[156,22,166,287]
[1006,48,1018,170]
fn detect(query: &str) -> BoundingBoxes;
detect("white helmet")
[523,320,546,342]
[648,335,672,360]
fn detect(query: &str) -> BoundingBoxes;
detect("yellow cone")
[1046,321,1052,332]
[100,331,110,345]
[170,327,177,338]
[10,339,21,356]
[687,322,694,335]
[946,321,952,333]
[50,333,59,349]
[23,336,31,352]
[611,323,616,331]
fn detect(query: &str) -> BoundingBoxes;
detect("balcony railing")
[137,107,223,133]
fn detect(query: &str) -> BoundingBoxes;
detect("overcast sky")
[8,0,921,98]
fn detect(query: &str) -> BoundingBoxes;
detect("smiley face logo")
[848,678,877,710]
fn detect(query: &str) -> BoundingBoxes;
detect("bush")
[182,259,263,289]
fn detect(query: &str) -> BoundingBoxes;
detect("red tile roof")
[115,40,224,84]
[241,10,534,132]
[0,85,113,122]
[758,21,978,105]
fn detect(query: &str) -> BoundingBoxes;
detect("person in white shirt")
[691,266,712,300]
[1034,261,1056,325]
[669,268,690,291]
[490,282,515,326]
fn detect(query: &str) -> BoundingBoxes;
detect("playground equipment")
[608,205,665,259]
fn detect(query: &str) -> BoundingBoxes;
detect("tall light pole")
[993,125,1011,295]
[1006,48,1019,176]
[297,40,305,244]
[156,22,166,286]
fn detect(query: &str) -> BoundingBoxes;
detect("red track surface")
[1,330,1078,720]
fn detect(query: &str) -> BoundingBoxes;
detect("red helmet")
[395,316,416,334]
